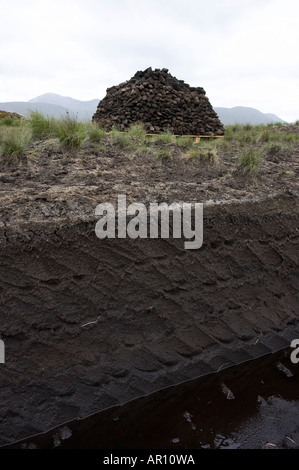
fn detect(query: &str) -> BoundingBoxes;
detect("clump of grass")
[176,136,194,149]
[28,111,58,139]
[265,142,284,155]
[155,148,173,160]
[57,114,84,149]
[0,127,32,164]
[281,133,298,143]
[230,124,242,132]
[257,130,270,142]
[223,127,234,142]
[243,134,257,144]
[154,131,176,144]
[217,139,231,151]
[184,146,219,164]
[109,129,133,149]
[132,143,157,158]
[267,132,296,143]
[238,147,263,174]
[0,116,22,127]
[225,124,261,144]
[108,124,148,151]
[127,122,147,142]
[84,122,106,143]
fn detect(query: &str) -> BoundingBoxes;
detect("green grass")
[127,122,147,142]
[0,116,23,127]
[28,110,58,139]
[108,123,147,150]
[238,147,264,174]
[275,133,298,143]
[224,123,299,146]
[29,111,89,149]
[243,123,253,131]
[0,117,297,173]
[0,127,32,164]
[84,122,106,143]
[264,142,284,155]
[257,130,271,143]
[56,114,85,149]
[155,148,173,160]
[153,131,176,144]
[184,146,219,164]
[109,129,134,149]
[225,125,259,144]
[176,136,194,149]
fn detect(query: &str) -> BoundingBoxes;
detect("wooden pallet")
[147,134,225,143]
[106,132,224,143]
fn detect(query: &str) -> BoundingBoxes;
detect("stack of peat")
[92,68,224,136]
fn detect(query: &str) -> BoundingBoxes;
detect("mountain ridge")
[0,93,287,124]
[214,106,285,125]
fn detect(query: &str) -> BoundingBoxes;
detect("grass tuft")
[0,127,32,164]
[176,136,194,149]
[264,142,284,155]
[57,114,84,149]
[0,117,22,127]
[28,111,58,139]
[84,122,106,143]
[109,129,133,149]
[155,148,173,160]
[127,122,147,142]
[153,131,176,144]
[184,146,219,164]
[238,147,264,174]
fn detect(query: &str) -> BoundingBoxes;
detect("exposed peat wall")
[0,194,298,445]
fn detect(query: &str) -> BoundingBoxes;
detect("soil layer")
[0,131,298,446]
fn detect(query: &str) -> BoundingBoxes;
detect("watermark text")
[0,339,5,364]
[290,339,299,364]
[95,195,203,250]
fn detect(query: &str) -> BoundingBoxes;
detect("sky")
[0,0,298,122]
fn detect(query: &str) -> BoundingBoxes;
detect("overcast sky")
[1,0,298,121]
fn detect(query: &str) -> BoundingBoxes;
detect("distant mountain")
[0,93,100,121]
[28,93,99,120]
[0,95,286,125]
[214,106,286,125]
[265,112,286,123]
[0,101,69,119]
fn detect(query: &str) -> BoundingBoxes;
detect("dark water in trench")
[5,347,299,450]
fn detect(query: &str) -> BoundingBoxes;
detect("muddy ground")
[0,127,298,227]
[0,126,298,446]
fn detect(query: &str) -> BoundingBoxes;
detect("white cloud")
[0,0,298,120]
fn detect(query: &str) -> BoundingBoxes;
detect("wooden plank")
[105,131,224,140]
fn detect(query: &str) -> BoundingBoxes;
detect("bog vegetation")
[0,111,298,174]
